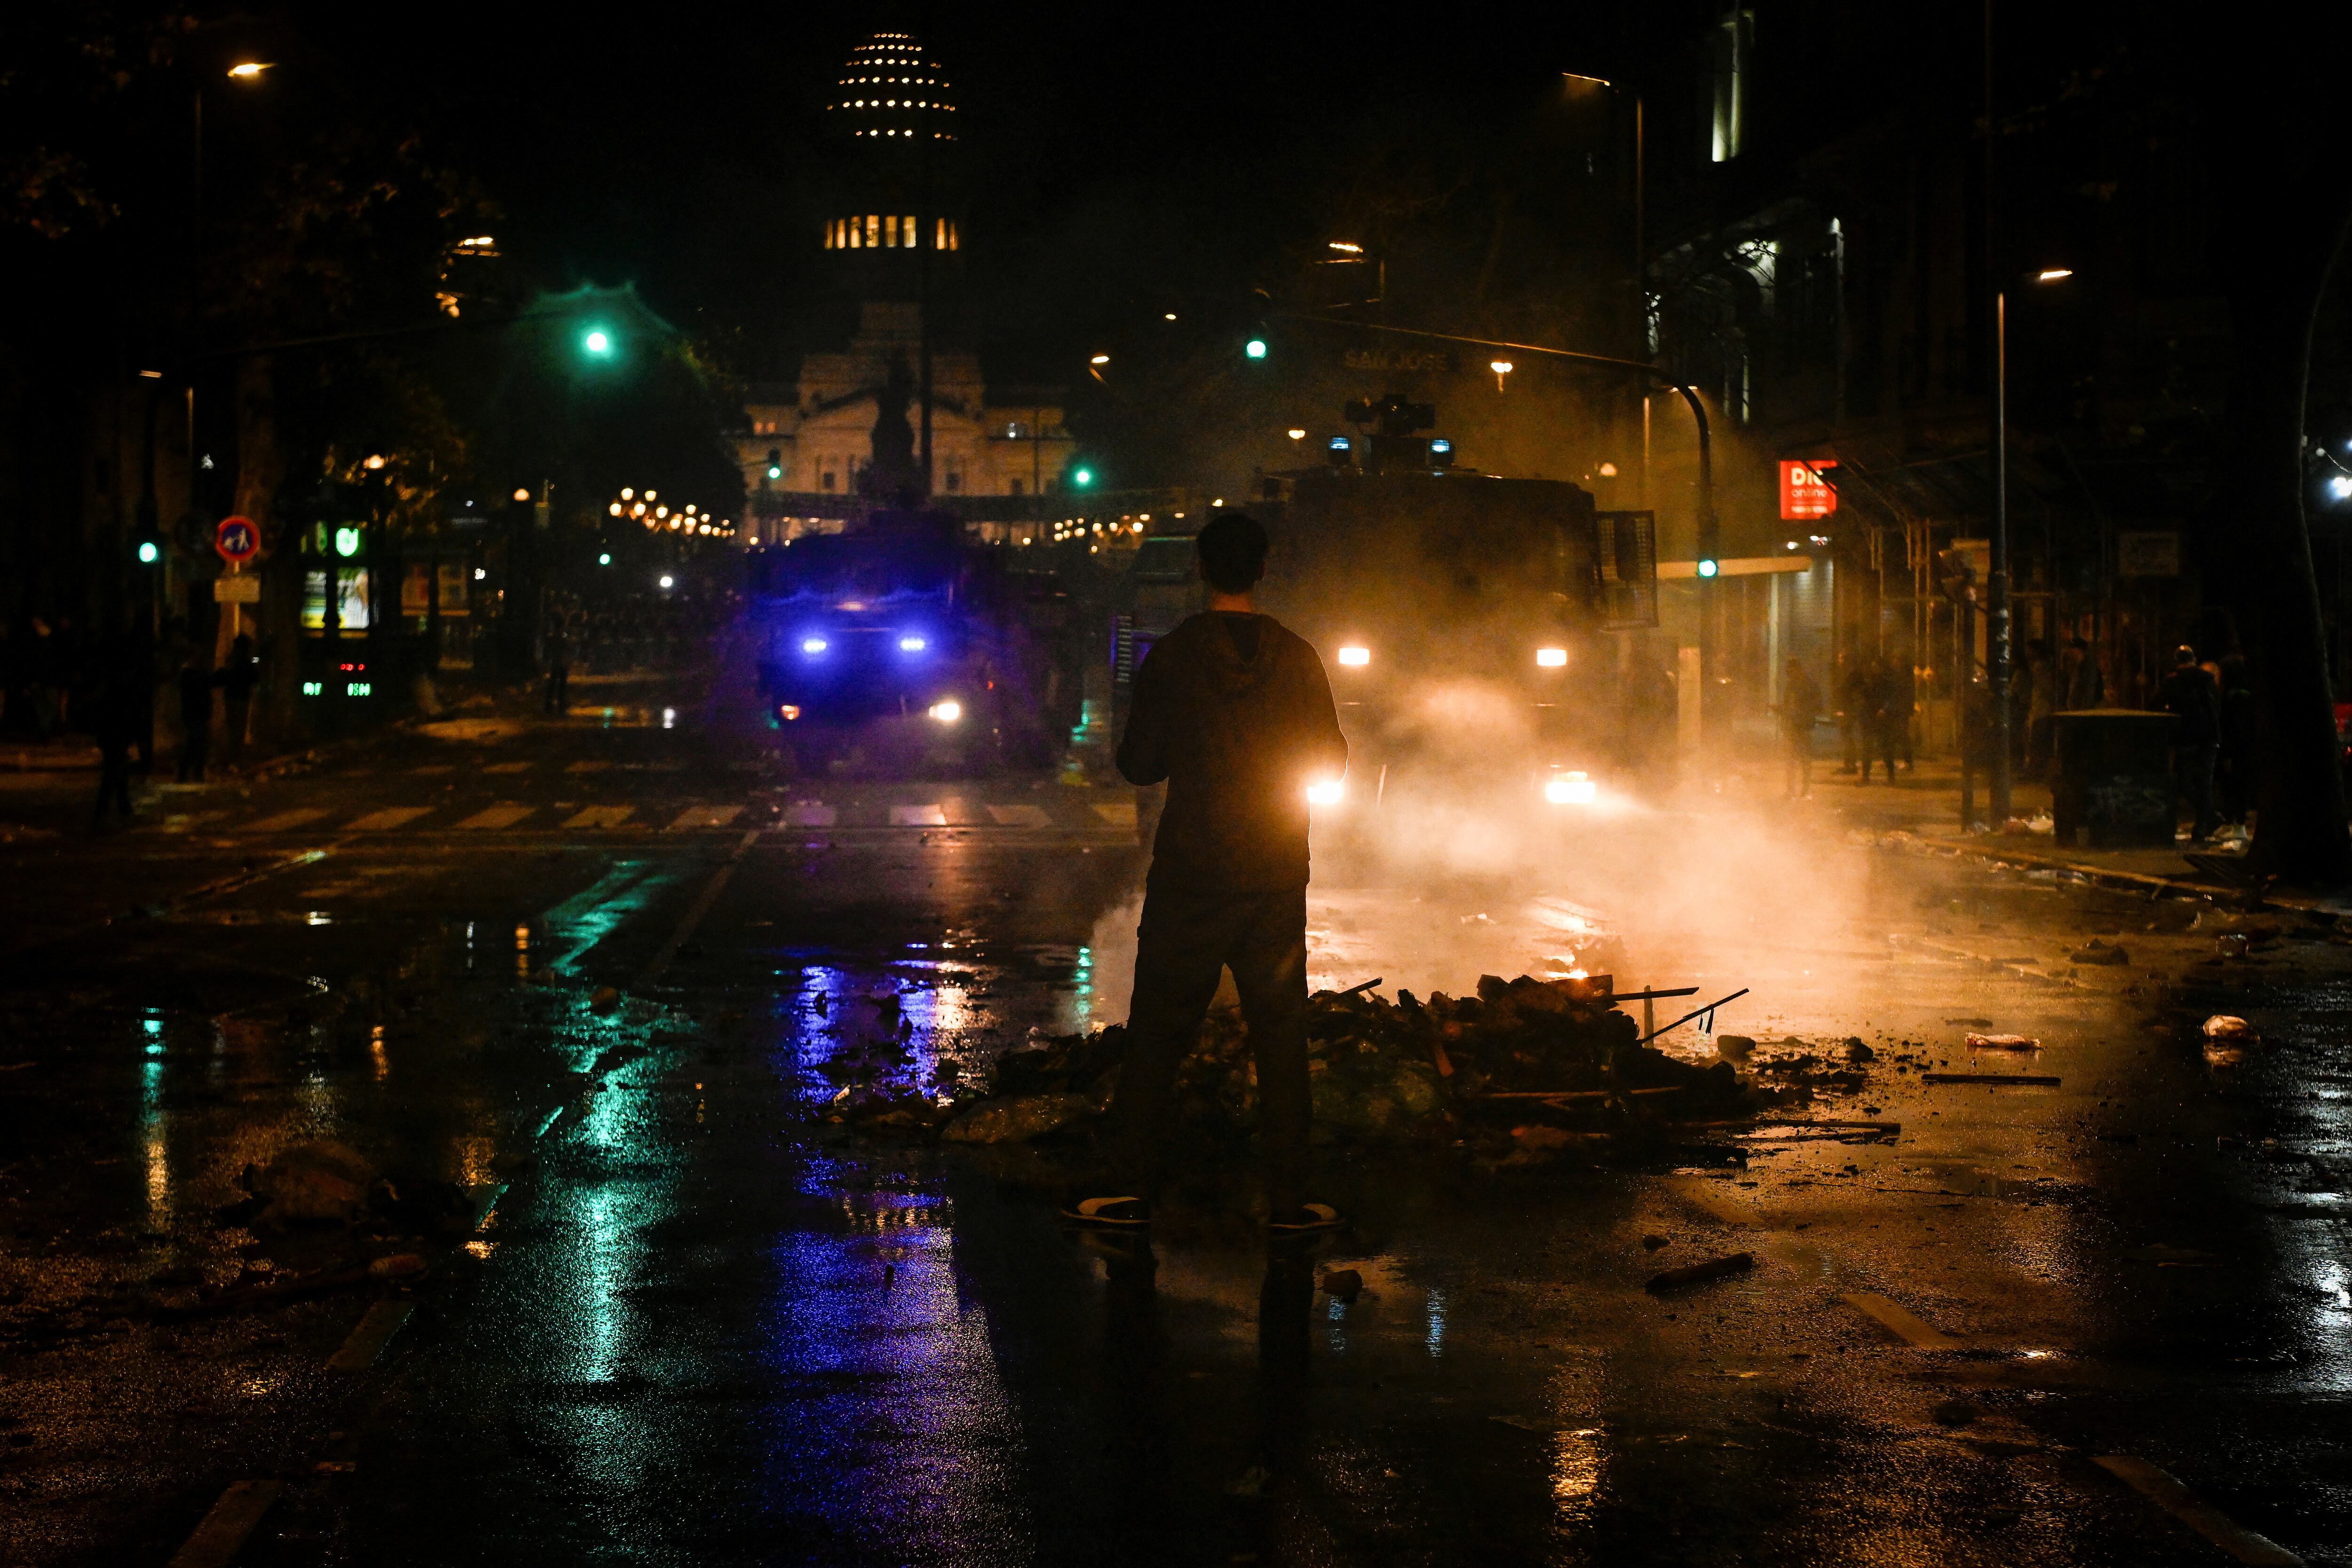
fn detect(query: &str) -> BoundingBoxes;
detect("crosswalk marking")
[563,760,612,774]
[1092,801,1138,828]
[484,761,531,775]
[986,804,1052,827]
[247,808,328,833]
[564,806,634,829]
[347,807,432,832]
[457,803,534,831]
[668,804,743,830]
[890,804,947,827]
[408,764,453,776]
[784,803,836,827]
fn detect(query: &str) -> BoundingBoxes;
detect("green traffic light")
[1245,338,1267,359]
[334,526,363,558]
[136,541,159,564]
[767,465,782,480]
[1696,558,1719,578]
[1072,467,1095,487]
[583,328,613,356]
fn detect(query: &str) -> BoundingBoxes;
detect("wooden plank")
[167,1479,284,1568]
[1839,1291,1960,1349]
[2094,1456,2304,1566]
[326,1299,414,1371]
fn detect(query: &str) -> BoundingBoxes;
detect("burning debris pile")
[827,974,1843,1158]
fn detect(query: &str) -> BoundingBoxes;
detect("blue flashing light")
[1327,436,1351,453]
[898,636,927,652]
[1245,338,1268,359]
[1697,558,1720,578]
[801,637,828,654]
[1430,438,1453,456]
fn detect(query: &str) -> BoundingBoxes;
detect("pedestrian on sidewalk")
[1858,655,1899,783]
[2157,644,2220,842]
[2023,638,2058,777]
[2062,636,2105,710]
[543,614,572,715]
[1835,649,1865,776]
[2217,654,2257,825]
[216,632,259,760]
[1068,512,1351,1235]
[175,650,215,783]
[89,637,141,829]
[1776,657,1821,797]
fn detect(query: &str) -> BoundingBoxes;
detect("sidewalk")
[1796,756,2347,913]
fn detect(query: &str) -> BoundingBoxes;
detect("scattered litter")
[1641,1234,1670,1251]
[1964,1034,2041,1052]
[1713,1034,1756,1062]
[2201,1015,2258,1066]
[1645,1252,1754,1293]
[940,1093,1092,1144]
[2069,941,2130,966]
[1922,1073,2061,1086]
[243,1140,377,1227]
[1944,1017,1994,1027]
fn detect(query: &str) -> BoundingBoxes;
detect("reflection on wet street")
[3,707,2350,1567]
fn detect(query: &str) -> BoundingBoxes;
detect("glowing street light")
[1287,428,1306,441]
[1327,241,1362,253]
[582,328,612,356]
[2036,269,2074,283]
[1089,354,1111,365]
[1244,338,1267,359]
[227,62,270,79]
[1490,358,1514,391]
[511,487,531,503]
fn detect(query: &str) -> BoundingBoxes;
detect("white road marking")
[345,807,433,832]
[891,804,947,827]
[564,806,634,829]
[326,1300,414,1371]
[668,804,743,829]
[167,1479,284,1568]
[1092,801,1138,827]
[564,760,613,773]
[987,804,1052,827]
[457,803,533,830]
[784,803,836,827]
[2095,1456,2304,1565]
[1839,1292,1960,1349]
[247,808,328,833]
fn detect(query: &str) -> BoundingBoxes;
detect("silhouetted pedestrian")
[2157,644,2220,842]
[89,640,141,828]
[217,633,260,759]
[175,652,214,782]
[1776,657,1821,798]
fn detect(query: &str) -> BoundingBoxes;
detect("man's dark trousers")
[2176,742,2220,841]
[1108,884,1311,1214]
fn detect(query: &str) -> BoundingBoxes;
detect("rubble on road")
[1645,1252,1755,1292]
[824,972,1904,1167]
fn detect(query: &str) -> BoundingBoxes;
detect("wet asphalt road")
[3,673,2351,1566]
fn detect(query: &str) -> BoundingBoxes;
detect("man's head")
[2176,644,2199,668]
[1195,513,1269,596]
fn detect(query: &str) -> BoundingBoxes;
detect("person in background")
[1069,511,1351,1235]
[2216,654,2257,826]
[1835,649,1865,776]
[90,635,142,829]
[1891,651,1917,772]
[2064,636,2106,710]
[2156,644,2221,843]
[1776,656,1822,798]
[216,633,260,760]
[543,614,572,715]
[1857,655,1899,783]
[2023,638,2058,776]
[175,650,215,783]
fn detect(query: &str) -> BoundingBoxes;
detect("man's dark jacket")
[1117,611,1347,891]
[2158,665,2220,747]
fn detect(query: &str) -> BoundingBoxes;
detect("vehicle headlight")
[899,636,927,652]
[1535,647,1568,668]
[928,700,962,723]
[1306,778,1344,806]
[1336,645,1370,667]
[778,705,800,722]
[1545,771,1597,805]
[801,637,827,654]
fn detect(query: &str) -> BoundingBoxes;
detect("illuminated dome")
[827,30,955,143]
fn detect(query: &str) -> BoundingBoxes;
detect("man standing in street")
[175,650,215,783]
[1069,512,1351,1234]
[2157,643,2221,843]
[216,632,260,761]
[1776,656,1821,798]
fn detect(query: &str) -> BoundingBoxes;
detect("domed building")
[739,27,1073,537]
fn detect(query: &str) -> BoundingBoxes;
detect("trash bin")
[2051,708,2178,848]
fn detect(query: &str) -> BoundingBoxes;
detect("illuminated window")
[948,221,959,251]
[904,214,915,246]
[866,214,879,246]
[847,219,860,249]
[937,216,948,250]
[822,222,832,249]
[885,214,898,247]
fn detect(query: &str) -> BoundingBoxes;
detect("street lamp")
[1490,359,1515,391]
[1987,263,2076,824]
[227,61,270,79]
